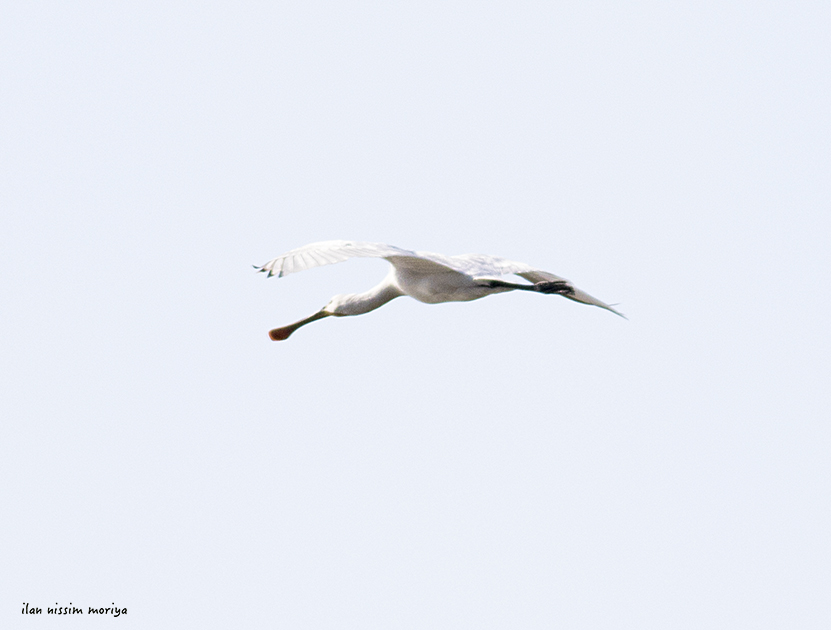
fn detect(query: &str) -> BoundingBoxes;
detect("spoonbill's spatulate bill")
[256,240,625,340]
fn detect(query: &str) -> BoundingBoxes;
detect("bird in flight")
[256,240,625,340]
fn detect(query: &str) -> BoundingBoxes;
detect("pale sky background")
[2,1,830,628]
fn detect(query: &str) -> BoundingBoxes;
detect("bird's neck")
[329,274,403,316]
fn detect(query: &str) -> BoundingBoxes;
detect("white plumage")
[256,240,624,340]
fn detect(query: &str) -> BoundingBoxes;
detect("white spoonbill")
[256,240,624,340]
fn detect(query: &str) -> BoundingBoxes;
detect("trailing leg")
[478,279,573,295]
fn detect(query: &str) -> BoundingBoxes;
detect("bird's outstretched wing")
[256,239,476,280]
[447,253,626,318]
[255,240,421,278]
[516,269,626,318]
[441,252,537,278]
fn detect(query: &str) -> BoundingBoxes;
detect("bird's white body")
[390,266,498,304]
[256,240,623,340]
